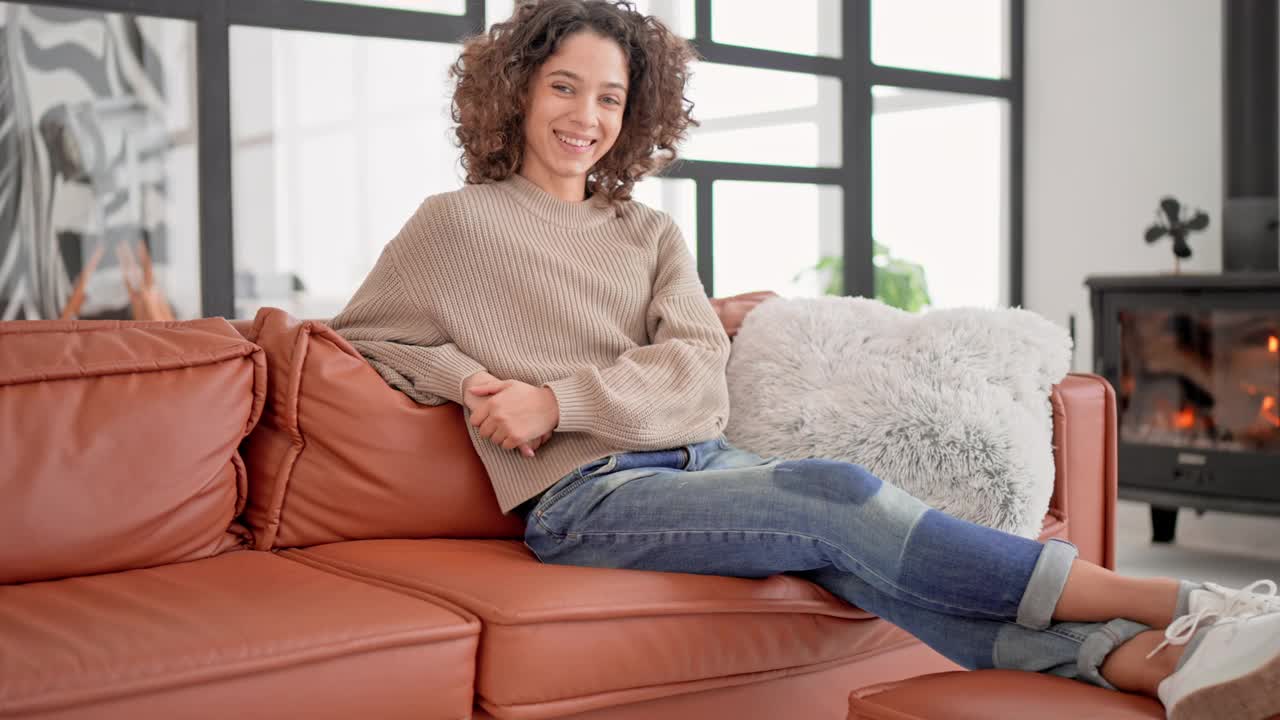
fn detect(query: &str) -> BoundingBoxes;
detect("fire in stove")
[1241,383,1280,429]
[1119,310,1280,451]
[1262,396,1279,428]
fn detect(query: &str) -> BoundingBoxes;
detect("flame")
[1263,396,1280,428]
[1270,336,1279,353]
[1265,396,1277,412]
[1174,407,1196,429]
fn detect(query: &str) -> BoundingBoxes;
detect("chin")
[553,161,594,179]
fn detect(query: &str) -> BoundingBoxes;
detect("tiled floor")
[1115,499,1280,587]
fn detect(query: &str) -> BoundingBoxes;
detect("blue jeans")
[523,437,1149,689]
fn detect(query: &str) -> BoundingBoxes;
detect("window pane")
[310,0,465,14]
[871,0,1008,79]
[685,64,840,167]
[486,0,695,36]
[872,87,1009,310]
[630,177,697,262]
[711,0,841,57]
[713,182,842,297]
[0,4,200,320]
[230,27,462,319]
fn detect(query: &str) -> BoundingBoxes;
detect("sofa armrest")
[1047,373,1118,569]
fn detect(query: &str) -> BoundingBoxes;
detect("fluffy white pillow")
[724,297,1072,538]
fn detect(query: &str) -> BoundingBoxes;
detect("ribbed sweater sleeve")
[328,237,485,406]
[543,220,731,448]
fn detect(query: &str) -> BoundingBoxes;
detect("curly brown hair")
[450,0,698,206]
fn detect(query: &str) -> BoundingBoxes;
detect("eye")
[552,83,573,94]
[601,96,622,106]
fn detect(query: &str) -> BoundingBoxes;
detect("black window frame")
[14,0,1023,315]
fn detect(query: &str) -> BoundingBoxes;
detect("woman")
[328,2,1279,718]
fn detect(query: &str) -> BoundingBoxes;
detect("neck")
[518,168,587,203]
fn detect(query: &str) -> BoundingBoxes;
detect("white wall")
[1024,0,1222,372]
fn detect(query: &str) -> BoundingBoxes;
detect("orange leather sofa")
[846,671,1165,719]
[0,308,1118,720]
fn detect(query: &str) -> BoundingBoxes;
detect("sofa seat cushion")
[289,539,916,720]
[0,551,478,720]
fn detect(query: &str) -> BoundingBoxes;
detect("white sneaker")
[1186,579,1280,619]
[1155,609,1280,720]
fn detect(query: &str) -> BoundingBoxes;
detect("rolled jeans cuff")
[1015,538,1078,630]
[1076,619,1150,689]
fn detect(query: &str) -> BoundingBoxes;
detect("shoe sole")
[1168,648,1280,720]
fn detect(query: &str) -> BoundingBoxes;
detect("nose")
[565,94,598,130]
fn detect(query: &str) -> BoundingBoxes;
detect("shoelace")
[1146,579,1280,659]
[1206,579,1280,616]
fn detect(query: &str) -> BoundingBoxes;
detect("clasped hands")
[460,290,779,458]
[462,371,560,458]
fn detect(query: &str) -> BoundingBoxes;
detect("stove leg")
[1151,505,1178,544]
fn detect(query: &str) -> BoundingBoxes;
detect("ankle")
[1132,576,1181,628]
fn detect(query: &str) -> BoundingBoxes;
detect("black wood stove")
[1086,274,1280,541]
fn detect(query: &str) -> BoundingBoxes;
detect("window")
[711,0,840,57]
[3,1,1022,316]
[684,64,841,168]
[872,87,1010,309]
[713,182,842,298]
[871,0,1009,79]
[230,27,462,319]
[662,1,1021,307]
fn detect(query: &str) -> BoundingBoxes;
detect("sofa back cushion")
[239,308,522,550]
[0,319,263,584]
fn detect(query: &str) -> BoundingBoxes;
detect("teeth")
[556,132,593,148]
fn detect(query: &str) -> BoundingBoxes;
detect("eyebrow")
[546,69,627,93]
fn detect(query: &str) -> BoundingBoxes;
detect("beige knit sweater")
[329,173,731,512]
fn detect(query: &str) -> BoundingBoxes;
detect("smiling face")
[519,31,629,202]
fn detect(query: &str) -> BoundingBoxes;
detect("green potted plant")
[796,241,932,312]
